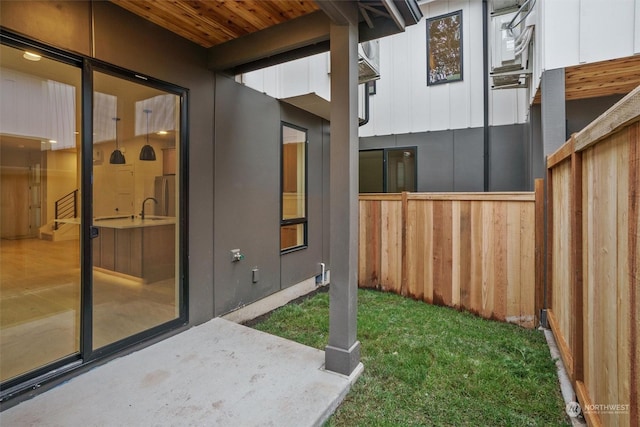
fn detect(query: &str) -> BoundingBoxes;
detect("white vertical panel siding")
[408,14,430,133]
[544,0,638,69]
[636,0,640,54]
[279,58,310,99]
[467,0,485,128]
[242,70,265,93]
[241,52,330,101]
[579,0,636,63]
[542,0,580,70]
[368,35,395,136]
[390,30,412,132]
[308,54,331,101]
[361,0,524,137]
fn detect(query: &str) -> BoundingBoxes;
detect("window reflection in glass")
[92,71,180,349]
[0,44,81,381]
[281,124,307,251]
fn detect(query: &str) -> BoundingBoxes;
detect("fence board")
[493,202,507,321]
[380,200,402,293]
[520,200,536,327]
[469,201,483,315]
[547,86,639,426]
[421,201,434,303]
[550,158,574,378]
[534,179,545,324]
[506,202,522,322]
[459,201,472,310]
[451,201,461,308]
[629,123,639,427]
[359,192,537,327]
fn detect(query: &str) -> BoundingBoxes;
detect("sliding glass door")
[0,43,82,382]
[91,70,181,350]
[0,36,185,391]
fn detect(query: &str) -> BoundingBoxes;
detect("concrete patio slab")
[1,318,362,426]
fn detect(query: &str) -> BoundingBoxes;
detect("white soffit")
[280,93,331,121]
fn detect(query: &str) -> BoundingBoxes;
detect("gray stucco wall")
[213,75,281,316]
[213,77,330,315]
[527,93,625,189]
[566,94,625,136]
[359,123,527,192]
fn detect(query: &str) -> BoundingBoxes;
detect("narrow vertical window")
[281,123,307,252]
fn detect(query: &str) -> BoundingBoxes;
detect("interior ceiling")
[110,0,322,48]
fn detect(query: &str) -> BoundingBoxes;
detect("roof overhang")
[280,93,331,121]
[208,0,423,74]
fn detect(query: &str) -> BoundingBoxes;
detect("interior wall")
[359,123,528,192]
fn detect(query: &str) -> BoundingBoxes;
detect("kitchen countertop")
[56,216,176,229]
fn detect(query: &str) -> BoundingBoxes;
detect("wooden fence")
[358,191,542,328]
[546,86,639,427]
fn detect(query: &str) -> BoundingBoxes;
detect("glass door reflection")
[91,71,180,349]
[0,44,81,382]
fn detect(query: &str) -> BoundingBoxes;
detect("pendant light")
[109,117,126,164]
[139,108,156,161]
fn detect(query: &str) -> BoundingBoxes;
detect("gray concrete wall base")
[325,341,361,376]
[222,275,328,324]
[543,328,587,426]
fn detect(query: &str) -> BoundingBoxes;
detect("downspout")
[359,82,370,127]
[482,0,490,191]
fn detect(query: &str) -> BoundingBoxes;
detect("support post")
[325,10,362,376]
[541,68,566,157]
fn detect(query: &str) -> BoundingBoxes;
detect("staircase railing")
[54,189,78,230]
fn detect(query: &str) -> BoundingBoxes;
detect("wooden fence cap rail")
[547,84,639,169]
[359,192,535,202]
[573,84,640,152]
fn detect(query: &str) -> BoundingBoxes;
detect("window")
[281,123,307,252]
[427,10,463,85]
[359,147,417,193]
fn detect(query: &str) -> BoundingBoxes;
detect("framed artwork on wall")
[427,10,463,85]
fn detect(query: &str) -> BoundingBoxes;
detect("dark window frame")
[280,121,308,254]
[426,10,463,86]
[359,146,418,193]
[0,30,189,400]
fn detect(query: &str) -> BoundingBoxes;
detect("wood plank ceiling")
[534,55,640,103]
[110,0,320,48]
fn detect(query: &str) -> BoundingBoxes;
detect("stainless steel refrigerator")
[154,175,176,217]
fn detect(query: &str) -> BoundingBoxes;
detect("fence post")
[534,179,545,327]
[569,136,584,383]
[545,163,554,322]
[401,191,409,296]
[629,123,639,426]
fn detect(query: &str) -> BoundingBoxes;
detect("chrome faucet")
[140,197,158,220]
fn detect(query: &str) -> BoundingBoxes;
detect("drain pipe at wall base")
[318,262,329,286]
[359,82,370,127]
[482,0,490,191]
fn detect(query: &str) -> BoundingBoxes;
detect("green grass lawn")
[252,288,570,427]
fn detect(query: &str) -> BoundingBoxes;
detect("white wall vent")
[358,40,381,84]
